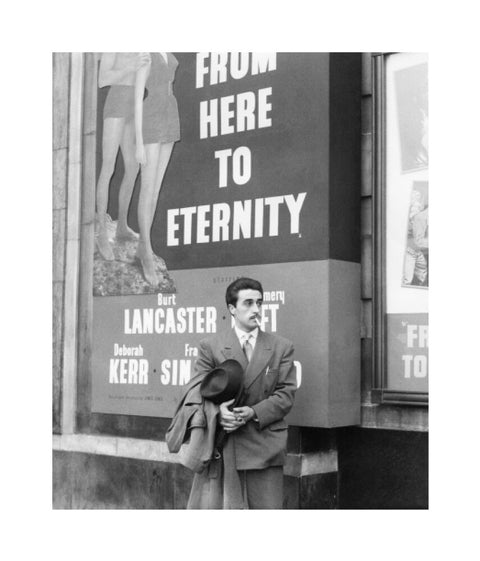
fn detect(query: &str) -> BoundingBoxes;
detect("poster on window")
[385,53,428,394]
[402,181,428,288]
[394,61,428,173]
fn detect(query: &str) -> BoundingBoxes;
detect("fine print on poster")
[385,52,428,393]
[90,53,350,426]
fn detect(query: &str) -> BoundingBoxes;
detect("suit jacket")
[194,328,297,471]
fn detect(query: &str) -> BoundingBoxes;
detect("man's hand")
[232,406,256,424]
[219,399,244,433]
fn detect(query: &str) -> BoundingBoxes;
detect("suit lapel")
[221,329,248,372]
[243,330,273,389]
[220,329,274,389]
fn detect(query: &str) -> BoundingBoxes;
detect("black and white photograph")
[402,181,428,287]
[5,2,480,560]
[394,61,428,173]
[51,51,429,511]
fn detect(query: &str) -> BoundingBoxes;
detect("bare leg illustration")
[96,118,125,260]
[136,142,174,285]
[95,52,149,260]
[116,120,140,242]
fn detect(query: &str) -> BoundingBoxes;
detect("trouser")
[239,466,284,509]
[187,465,284,509]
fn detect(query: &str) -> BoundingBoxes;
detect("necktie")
[243,335,253,362]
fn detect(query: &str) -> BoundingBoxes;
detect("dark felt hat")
[200,359,244,406]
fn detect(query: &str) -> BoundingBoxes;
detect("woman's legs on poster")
[96,117,125,260]
[136,141,175,286]
[116,120,140,241]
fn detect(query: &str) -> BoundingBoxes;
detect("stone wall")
[338,427,428,508]
[52,53,70,434]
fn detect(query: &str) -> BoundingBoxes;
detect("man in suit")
[188,277,297,509]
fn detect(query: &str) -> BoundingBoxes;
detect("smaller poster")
[402,181,428,288]
[394,62,428,173]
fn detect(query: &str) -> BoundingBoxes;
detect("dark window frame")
[371,52,428,407]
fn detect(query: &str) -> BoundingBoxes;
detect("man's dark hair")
[225,277,263,308]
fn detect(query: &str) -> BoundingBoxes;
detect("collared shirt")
[234,326,259,353]
[234,326,260,422]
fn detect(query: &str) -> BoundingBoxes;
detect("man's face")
[229,289,263,332]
